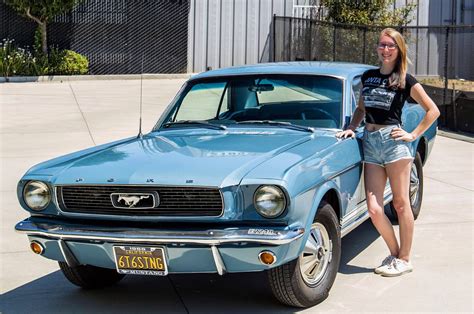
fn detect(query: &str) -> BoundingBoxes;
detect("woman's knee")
[392,197,411,214]
[368,204,384,220]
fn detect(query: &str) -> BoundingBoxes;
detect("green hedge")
[0,39,89,77]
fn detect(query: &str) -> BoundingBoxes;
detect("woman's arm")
[409,83,441,139]
[347,95,366,131]
[336,95,365,138]
[391,83,440,142]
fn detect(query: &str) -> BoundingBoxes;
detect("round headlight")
[254,185,287,218]
[23,181,51,211]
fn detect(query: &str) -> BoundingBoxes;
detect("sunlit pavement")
[1,79,472,313]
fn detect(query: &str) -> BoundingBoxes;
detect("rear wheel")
[268,201,341,307]
[59,262,125,289]
[389,152,424,221]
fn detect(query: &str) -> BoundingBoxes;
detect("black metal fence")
[0,0,190,74]
[272,16,474,134]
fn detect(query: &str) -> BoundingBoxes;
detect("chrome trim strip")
[16,219,305,246]
[300,162,361,196]
[55,183,222,188]
[341,211,369,238]
[341,77,345,129]
[326,162,360,182]
[58,239,79,267]
[341,186,393,238]
[211,246,227,275]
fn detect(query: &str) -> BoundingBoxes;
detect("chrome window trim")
[153,74,346,131]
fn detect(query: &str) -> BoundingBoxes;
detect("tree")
[313,0,416,65]
[320,0,416,26]
[5,0,82,54]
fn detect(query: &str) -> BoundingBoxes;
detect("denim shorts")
[363,124,414,167]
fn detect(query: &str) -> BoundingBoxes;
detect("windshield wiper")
[236,120,314,133]
[162,120,227,130]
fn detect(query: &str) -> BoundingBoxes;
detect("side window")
[174,82,226,121]
[352,77,362,112]
[351,76,365,127]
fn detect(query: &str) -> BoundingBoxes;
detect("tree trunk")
[24,8,48,55]
[40,22,47,55]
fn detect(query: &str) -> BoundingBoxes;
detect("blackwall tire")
[59,262,125,289]
[389,152,424,221]
[268,201,341,308]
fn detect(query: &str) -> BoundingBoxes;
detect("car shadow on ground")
[339,219,380,275]
[1,221,379,313]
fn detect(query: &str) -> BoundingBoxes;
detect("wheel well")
[417,137,427,165]
[321,189,341,220]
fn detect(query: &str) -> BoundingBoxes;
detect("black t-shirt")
[361,69,418,125]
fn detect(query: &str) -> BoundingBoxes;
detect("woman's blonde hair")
[380,28,410,89]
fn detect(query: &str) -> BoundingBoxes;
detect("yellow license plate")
[113,246,168,276]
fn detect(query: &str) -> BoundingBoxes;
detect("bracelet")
[347,125,357,131]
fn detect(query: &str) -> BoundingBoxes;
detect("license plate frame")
[113,245,168,276]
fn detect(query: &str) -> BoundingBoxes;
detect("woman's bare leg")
[385,159,414,262]
[364,163,399,257]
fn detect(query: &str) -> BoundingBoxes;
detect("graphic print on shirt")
[362,77,396,111]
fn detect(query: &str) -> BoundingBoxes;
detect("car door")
[350,76,367,206]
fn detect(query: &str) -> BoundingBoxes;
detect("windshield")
[158,75,343,130]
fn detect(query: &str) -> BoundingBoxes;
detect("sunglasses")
[377,43,398,50]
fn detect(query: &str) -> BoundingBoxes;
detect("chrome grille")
[57,186,223,217]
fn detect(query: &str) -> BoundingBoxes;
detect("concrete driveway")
[0,78,472,313]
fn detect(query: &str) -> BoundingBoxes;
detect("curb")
[438,130,474,143]
[0,73,194,83]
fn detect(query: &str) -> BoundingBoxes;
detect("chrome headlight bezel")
[253,185,287,218]
[23,181,51,211]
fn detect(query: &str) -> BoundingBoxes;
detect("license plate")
[113,246,168,276]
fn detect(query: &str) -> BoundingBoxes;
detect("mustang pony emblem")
[110,192,158,209]
[117,195,150,208]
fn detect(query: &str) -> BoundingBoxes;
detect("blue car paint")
[15,62,436,274]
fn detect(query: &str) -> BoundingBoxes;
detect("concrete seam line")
[68,82,96,146]
[0,73,195,83]
[167,276,190,314]
[424,175,473,192]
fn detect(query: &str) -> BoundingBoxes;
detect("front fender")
[291,181,341,255]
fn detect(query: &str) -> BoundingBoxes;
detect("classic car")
[15,62,436,307]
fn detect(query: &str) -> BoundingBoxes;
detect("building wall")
[189,0,473,79]
[188,0,294,72]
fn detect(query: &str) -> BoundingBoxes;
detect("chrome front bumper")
[16,218,305,275]
[15,218,305,246]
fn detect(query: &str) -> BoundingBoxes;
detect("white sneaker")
[374,255,396,274]
[380,258,413,277]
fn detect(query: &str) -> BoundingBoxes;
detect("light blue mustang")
[15,62,436,307]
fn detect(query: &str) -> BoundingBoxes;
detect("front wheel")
[268,201,341,307]
[389,151,424,221]
[59,262,125,289]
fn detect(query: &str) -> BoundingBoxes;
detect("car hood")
[29,129,320,188]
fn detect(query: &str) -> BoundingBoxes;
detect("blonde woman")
[336,28,439,276]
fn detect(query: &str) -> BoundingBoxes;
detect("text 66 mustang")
[15,62,436,307]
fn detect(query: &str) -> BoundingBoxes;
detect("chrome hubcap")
[409,163,419,205]
[299,222,332,285]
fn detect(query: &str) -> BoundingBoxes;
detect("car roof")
[191,61,376,81]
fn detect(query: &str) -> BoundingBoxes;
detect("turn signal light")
[258,251,276,265]
[30,241,44,255]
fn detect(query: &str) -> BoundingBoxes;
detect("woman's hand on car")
[336,129,356,139]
